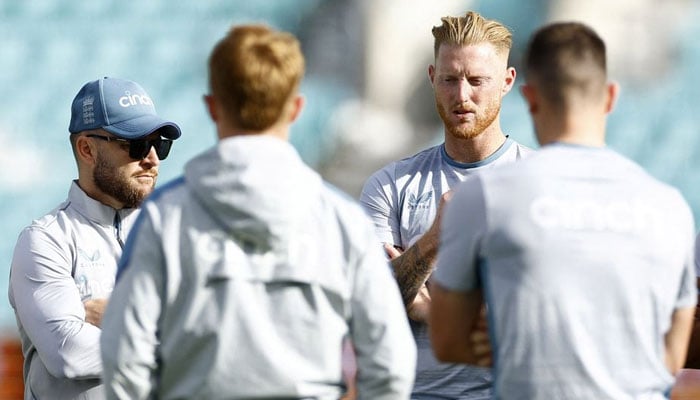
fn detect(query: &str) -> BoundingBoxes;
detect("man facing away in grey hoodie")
[100,24,416,399]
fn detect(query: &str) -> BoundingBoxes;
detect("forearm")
[665,306,695,374]
[434,345,475,365]
[391,235,437,305]
[12,281,104,378]
[430,285,483,365]
[683,297,700,368]
[41,320,103,379]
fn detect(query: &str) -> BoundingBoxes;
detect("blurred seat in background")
[0,335,23,400]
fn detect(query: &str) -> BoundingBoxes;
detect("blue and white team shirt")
[360,137,531,399]
[434,143,697,400]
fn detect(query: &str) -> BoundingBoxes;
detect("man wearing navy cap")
[8,77,181,399]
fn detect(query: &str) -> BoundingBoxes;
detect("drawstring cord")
[113,211,125,249]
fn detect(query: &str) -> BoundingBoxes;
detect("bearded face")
[93,150,157,208]
[430,43,511,140]
[435,91,501,140]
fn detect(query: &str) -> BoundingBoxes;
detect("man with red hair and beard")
[8,77,180,400]
[360,11,531,399]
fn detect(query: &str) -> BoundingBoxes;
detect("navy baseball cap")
[69,77,181,140]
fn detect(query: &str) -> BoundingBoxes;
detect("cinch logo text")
[529,196,660,234]
[119,91,153,107]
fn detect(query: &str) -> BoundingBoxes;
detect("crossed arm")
[10,228,104,379]
[387,192,453,322]
[666,305,696,374]
[682,280,700,368]
[429,284,490,365]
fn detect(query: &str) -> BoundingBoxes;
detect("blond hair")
[208,24,305,131]
[432,11,512,58]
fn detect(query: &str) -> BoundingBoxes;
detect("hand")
[83,298,108,328]
[383,243,403,260]
[470,306,492,367]
[340,339,358,400]
[407,284,431,323]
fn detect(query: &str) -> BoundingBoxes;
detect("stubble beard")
[436,97,502,140]
[93,155,155,209]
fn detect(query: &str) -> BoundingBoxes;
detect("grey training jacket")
[9,181,139,399]
[101,135,416,399]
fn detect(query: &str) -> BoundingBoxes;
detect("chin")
[130,186,154,201]
[447,128,482,140]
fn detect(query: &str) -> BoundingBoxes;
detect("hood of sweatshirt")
[184,135,322,252]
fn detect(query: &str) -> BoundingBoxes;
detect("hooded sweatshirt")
[100,135,416,399]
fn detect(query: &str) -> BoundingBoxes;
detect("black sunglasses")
[86,134,173,160]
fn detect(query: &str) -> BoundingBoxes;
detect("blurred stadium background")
[1,0,700,396]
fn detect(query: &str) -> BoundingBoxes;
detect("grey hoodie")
[101,135,416,399]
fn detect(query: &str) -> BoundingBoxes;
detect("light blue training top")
[435,143,697,400]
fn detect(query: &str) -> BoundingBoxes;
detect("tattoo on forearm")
[392,243,434,306]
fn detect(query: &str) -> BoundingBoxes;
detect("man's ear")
[428,64,436,87]
[502,67,516,95]
[204,94,218,122]
[604,82,619,114]
[520,84,538,114]
[288,95,305,123]
[75,135,97,166]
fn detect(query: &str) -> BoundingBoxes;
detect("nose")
[141,146,161,167]
[457,79,472,103]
